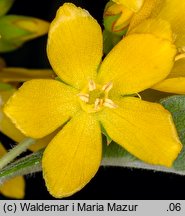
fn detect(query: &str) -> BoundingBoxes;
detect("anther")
[177,46,185,53]
[78,93,89,103]
[102,81,113,93]
[103,98,118,109]
[88,79,96,91]
[175,53,185,61]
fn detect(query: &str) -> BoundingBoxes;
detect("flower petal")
[0,143,6,157]
[98,97,182,167]
[128,18,173,41]
[129,0,185,48]
[128,0,163,31]
[97,34,176,95]
[0,90,25,142]
[1,111,58,152]
[0,176,25,199]
[0,90,56,151]
[152,59,185,94]
[1,111,25,141]
[170,58,185,78]
[28,131,59,152]
[156,0,185,47]
[43,112,102,198]
[113,0,144,12]
[47,3,102,89]
[152,78,185,94]
[0,143,25,199]
[4,79,80,138]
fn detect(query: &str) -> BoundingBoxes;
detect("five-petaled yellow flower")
[3,3,182,198]
[0,143,25,199]
[110,0,185,94]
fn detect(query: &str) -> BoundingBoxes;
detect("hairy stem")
[0,138,36,170]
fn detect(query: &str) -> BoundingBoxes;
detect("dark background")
[0,0,185,200]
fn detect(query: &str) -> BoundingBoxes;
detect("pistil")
[78,80,118,112]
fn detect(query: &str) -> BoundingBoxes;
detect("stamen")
[78,93,89,103]
[103,98,118,109]
[175,53,185,61]
[136,93,142,100]
[88,79,96,91]
[177,46,185,53]
[102,81,113,93]
[79,80,117,113]
[94,98,100,110]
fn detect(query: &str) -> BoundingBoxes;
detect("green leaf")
[0,149,43,184]
[160,95,185,170]
[101,133,136,160]
[103,140,136,161]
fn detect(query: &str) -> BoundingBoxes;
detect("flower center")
[78,80,117,113]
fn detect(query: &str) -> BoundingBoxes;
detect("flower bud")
[0,0,14,16]
[0,15,49,52]
[0,39,22,52]
[103,1,135,35]
[0,15,49,42]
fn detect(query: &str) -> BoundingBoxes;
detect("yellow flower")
[3,3,182,198]
[127,0,185,94]
[0,143,25,199]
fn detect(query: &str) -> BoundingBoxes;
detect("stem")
[0,149,43,185]
[102,157,185,175]
[0,138,36,170]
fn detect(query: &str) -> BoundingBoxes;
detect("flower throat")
[78,80,118,113]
